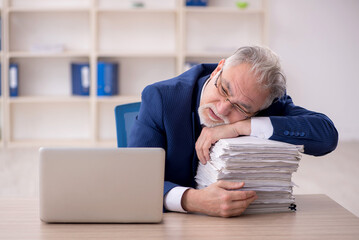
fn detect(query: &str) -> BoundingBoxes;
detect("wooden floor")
[0,141,358,217]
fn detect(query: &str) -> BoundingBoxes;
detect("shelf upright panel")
[176,0,185,75]
[90,0,98,144]
[3,0,10,147]
[0,1,3,146]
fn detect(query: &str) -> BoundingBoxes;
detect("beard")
[198,103,230,128]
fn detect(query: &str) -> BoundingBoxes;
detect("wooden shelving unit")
[0,0,267,148]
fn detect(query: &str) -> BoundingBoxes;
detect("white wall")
[267,0,359,141]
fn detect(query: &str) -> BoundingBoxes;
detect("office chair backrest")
[114,102,141,147]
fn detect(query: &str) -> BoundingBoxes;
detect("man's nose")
[216,99,232,116]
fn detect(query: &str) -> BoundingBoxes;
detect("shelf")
[96,139,117,147]
[8,96,91,104]
[6,139,118,148]
[8,7,90,13]
[97,8,176,13]
[98,51,177,58]
[185,7,264,14]
[7,139,96,148]
[0,0,267,148]
[185,51,236,58]
[7,96,142,104]
[9,51,90,58]
[96,95,141,104]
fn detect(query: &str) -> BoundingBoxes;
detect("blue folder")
[9,63,19,97]
[97,61,118,96]
[0,17,2,51]
[71,63,90,96]
[186,0,208,6]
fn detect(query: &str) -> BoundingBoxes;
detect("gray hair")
[223,46,286,110]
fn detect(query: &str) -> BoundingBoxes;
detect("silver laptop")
[39,147,165,223]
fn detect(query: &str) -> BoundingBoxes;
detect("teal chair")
[114,102,141,147]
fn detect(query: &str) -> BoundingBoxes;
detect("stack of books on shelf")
[195,136,303,214]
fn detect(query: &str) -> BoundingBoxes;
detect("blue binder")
[97,61,118,96]
[186,0,208,6]
[0,17,2,51]
[9,63,19,97]
[71,63,90,96]
[0,63,2,96]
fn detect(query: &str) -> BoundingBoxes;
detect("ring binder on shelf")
[0,17,2,51]
[97,61,118,96]
[9,63,19,97]
[186,0,208,6]
[71,63,90,96]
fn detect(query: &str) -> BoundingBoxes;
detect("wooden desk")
[0,194,358,240]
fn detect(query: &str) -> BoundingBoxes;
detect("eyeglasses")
[213,69,256,119]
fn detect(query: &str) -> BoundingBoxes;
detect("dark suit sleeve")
[127,85,180,196]
[266,95,338,156]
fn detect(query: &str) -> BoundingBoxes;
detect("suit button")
[290,131,294,136]
[300,132,305,137]
[295,132,300,136]
[284,131,289,136]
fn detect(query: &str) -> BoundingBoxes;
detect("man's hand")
[181,181,257,217]
[196,119,251,164]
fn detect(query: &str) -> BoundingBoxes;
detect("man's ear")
[210,59,225,78]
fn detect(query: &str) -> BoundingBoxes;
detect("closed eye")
[221,85,229,97]
[223,87,251,115]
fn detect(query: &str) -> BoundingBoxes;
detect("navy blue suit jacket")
[128,64,338,197]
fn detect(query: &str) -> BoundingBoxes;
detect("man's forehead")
[221,64,267,112]
[221,76,253,111]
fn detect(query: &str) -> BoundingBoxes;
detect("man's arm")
[195,120,251,164]
[181,181,257,217]
[195,94,338,163]
[268,95,338,156]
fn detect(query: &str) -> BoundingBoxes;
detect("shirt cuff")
[250,117,273,139]
[163,186,190,213]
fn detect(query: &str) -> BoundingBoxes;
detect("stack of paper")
[195,136,303,214]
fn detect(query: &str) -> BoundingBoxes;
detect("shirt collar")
[199,77,211,102]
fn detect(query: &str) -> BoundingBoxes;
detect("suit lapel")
[191,74,210,179]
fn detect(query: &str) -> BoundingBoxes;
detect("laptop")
[39,147,165,223]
